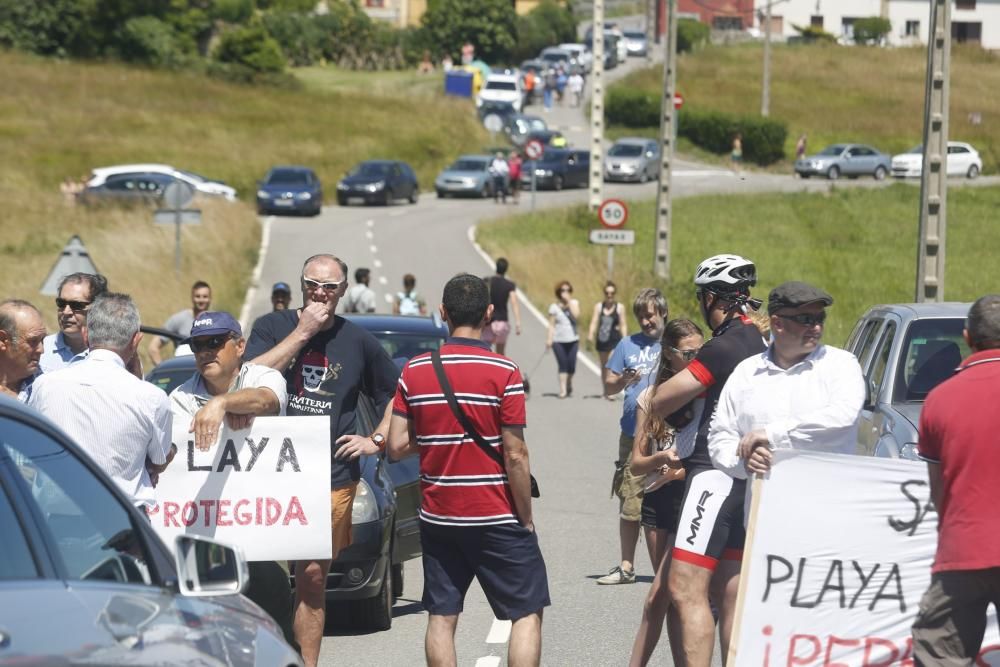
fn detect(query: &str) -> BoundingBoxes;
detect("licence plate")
[348,197,366,204]
[275,199,293,206]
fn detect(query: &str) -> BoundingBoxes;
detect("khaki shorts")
[331,482,358,560]
[612,433,644,522]
[912,568,1000,666]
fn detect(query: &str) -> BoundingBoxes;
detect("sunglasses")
[604,291,616,297]
[669,346,701,362]
[777,311,827,327]
[302,278,345,293]
[55,298,91,313]
[190,335,234,353]
[560,287,573,293]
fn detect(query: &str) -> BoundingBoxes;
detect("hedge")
[605,88,787,165]
[677,18,709,53]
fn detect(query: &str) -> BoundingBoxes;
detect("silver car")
[0,395,303,666]
[604,138,660,183]
[845,302,971,459]
[795,143,892,180]
[434,155,495,198]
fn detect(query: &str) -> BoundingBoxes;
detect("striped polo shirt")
[393,337,526,527]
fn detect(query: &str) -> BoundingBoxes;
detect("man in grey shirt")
[342,267,376,314]
[148,280,212,364]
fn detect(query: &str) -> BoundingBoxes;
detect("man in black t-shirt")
[647,254,765,667]
[245,253,398,667]
[482,257,521,356]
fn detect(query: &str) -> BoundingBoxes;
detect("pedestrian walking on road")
[148,280,212,364]
[382,273,549,667]
[587,281,627,399]
[507,151,523,204]
[911,294,1000,665]
[523,69,536,108]
[245,254,400,667]
[489,152,509,203]
[482,258,522,356]
[40,272,107,373]
[342,268,377,314]
[543,68,556,112]
[555,66,567,104]
[0,299,46,401]
[394,273,427,316]
[597,288,668,585]
[546,280,580,399]
[629,318,704,666]
[568,71,585,107]
[730,132,744,178]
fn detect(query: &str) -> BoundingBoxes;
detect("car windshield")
[146,364,196,395]
[267,170,309,185]
[177,169,208,183]
[450,160,488,171]
[349,163,388,177]
[625,31,645,39]
[369,333,444,362]
[893,318,970,403]
[817,145,846,156]
[543,53,567,62]
[609,144,644,157]
[486,81,517,91]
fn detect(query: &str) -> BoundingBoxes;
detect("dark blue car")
[520,148,590,190]
[257,166,323,217]
[336,160,419,207]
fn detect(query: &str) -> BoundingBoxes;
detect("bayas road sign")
[590,229,635,245]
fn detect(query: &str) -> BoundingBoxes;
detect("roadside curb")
[466,224,602,378]
[238,215,273,332]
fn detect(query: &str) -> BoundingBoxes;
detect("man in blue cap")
[271,282,292,312]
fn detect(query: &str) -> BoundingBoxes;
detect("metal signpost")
[595,199,630,281]
[525,139,544,211]
[154,180,201,276]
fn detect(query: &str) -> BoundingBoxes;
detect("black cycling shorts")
[671,468,746,571]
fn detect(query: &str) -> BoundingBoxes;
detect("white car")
[558,43,593,72]
[476,73,523,112]
[87,163,238,200]
[891,141,982,179]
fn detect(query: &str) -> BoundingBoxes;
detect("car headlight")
[536,169,552,176]
[351,479,379,524]
[367,182,385,192]
[337,183,348,190]
[257,190,271,199]
[295,192,312,200]
[899,443,920,461]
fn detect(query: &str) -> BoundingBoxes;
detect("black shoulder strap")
[431,350,506,468]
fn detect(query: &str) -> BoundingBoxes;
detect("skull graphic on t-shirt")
[296,350,341,396]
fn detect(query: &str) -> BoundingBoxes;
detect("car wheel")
[800,174,811,179]
[436,189,446,199]
[827,166,840,180]
[639,170,649,184]
[392,562,404,601]
[553,175,564,191]
[312,205,322,217]
[408,186,419,204]
[481,184,492,199]
[337,196,347,206]
[967,164,980,179]
[350,557,393,631]
[381,189,393,206]
[874,166,887,181]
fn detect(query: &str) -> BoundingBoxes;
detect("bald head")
[0,300,46,386]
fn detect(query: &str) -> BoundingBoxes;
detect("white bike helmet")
[693,254,757,293]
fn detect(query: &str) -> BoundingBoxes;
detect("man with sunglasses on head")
[245,253,399,667]
[40,272,108,373]
[647,254,766,667]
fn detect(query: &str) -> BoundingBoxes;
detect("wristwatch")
[370,433,386,452]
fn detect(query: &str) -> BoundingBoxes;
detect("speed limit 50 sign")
[598,199,628,229]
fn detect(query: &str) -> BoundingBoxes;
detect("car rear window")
[893,318,970,403]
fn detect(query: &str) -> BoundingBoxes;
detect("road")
[240,34,995,666]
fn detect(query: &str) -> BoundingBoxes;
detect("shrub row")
[677,18,709,53]
[605,87,787,165]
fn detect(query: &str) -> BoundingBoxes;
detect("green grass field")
[613,42,1000,172]
[476,184,1000,347]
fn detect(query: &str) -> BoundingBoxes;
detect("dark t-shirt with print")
[245,310,399,488]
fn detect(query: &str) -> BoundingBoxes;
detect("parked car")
[844,302,971,460]
[477,72,523,113]
[479,100,519,133]
[539,47,573,70]
[519,59,546,77]
[79,172,175,206]
[520,148,590,190]
[145,314,448,630]
[0,394,303,665]
[435,154,496,198]
[525,129,568,148]
[584,27,626,65]
[891,141,982,179]
[87,164,237,201]
[504,114,548,146]
[605,138,660,183]
[337,160,419,206]
[558,43,593,72]
[794,143,891,180]
[623,30,649,56]
[257,165,323,216]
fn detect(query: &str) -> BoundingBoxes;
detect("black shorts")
[671,468,746,571]
[640,480,685,531]
[596,336,621,353]
[420,521,551,621]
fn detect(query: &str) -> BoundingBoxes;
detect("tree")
[420,0,517,64]
[215,24,285,72]
[852,17,892,46]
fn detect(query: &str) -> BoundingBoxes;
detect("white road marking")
[365,230,374,239]
[238,215,273,331]
[378,276,388,285]
[674,169,733,177]
[474,658,501,667]
[485,618,512,644]
[373,259,383,268]
[466,225,601,378]
[389,209,407,217]
[370,245,378,253]
[366,219,374,227]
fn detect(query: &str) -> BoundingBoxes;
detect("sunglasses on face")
[55,298,91,313]
[191,335,233,353]
[560,287,573,293]
[605,291,616,297]
[777,311,827,327]
[302,278,345,293]
[669,346,701,362]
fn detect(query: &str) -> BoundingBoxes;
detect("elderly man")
[148,280,212,365]
[0,299,46,401]
[246,253,399,667]
[169,310,294,646]
[29,293,174,508]
[40,272,108,373]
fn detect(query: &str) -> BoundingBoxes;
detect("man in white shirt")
[341,268,376,314]
[28,293,174,508]
[708,281,865,480]
[489,152,510,204]
[39,272,108,373]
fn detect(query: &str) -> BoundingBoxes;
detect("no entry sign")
[525,139,544,160]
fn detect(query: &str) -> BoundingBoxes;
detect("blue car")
[520,148,590,190]
[257,166,323,216]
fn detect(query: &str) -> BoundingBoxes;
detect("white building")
[760,0,1000,50]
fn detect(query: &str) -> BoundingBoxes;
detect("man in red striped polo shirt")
[387,273,549,667]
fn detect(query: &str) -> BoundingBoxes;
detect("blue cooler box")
[444,71,473,97]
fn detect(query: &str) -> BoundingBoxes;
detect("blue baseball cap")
[272,282,292,294]
[190,311,242,338]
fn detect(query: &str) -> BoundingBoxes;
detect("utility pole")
[761,0,772,116]
[588,0,606,212]
[653,0,677,280]
[645,0,656,62]
[915,0,951,302]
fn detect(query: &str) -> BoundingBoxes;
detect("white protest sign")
[149,416,332,561]
[730,450,1000,666]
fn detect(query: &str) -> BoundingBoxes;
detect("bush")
[420,0,517,64]
[852,17,892,45]
[606,87,660,127]
[0,0,87,56]
[677,18,709,53]
[119,16,187,67]
[791,24,838,44]
[262,11,324,66]
[680,110,787,165]
[512,0,576,63]
[215,24,285,73]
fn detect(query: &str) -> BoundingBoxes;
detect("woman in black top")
[587,281,627,399]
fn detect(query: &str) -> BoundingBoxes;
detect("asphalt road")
[241,36,996,666]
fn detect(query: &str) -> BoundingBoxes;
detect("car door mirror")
[865,377,877,410]
[174,534,248,597]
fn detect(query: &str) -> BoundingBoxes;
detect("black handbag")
[431,350,540,498]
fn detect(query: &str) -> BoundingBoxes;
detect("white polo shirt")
[169,362,288,421]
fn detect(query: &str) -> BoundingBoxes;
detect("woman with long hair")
[628,318,705,666]
[546,280,580,398]
[587,280,627,399]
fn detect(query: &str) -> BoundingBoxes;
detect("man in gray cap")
[707,280,865,478]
